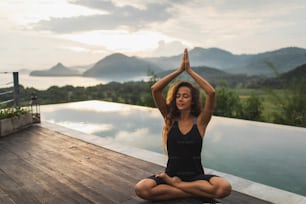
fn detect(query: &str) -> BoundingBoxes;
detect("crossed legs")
[134,173,232,201]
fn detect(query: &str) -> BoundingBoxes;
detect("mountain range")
[146,47,306,75]
[29,46,306,80]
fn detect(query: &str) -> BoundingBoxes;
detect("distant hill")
[148,47,238,70]
[27,46,306,80]
[249,63,306,88]
[83,53,162,80]
[147,47,306,76]
[156,66,260,88]
[237,47,306,75]
[30,63,80,76]
[156,66,229,78]
[279,63,306,80]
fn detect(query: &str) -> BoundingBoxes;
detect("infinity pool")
[40,100,306,196]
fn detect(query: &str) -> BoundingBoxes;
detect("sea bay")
[0,73,152,90]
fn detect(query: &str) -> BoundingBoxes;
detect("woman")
[134,48,232,201]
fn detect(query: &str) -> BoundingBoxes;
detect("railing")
[0,72,19,107]
[0,72,40,123]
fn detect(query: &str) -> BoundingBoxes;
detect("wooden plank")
[2,131,123,203]
[24,155,116,204]
[0,166,40,204]
[37,127,164,174]
[222,191,272,204]
[26,126,163,185]
[28,132,140,202]
[0,148,95,203]
[0,126,273,204]
[0,184,15,204]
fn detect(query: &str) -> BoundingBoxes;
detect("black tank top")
[165,118,204,180]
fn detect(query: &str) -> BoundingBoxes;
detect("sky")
[1,0,306,71]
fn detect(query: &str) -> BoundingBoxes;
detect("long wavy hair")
[162,81,202,151]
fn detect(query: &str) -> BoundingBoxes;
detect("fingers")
[178,49,186,71]
[178,48,190,71]
[184,49,190,69]
[184,48,189,59]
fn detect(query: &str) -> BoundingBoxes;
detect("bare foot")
[156,173,182,186]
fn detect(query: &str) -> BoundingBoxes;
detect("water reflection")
[41,100,306,196]
[41,101,164,152]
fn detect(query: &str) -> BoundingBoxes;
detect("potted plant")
[0,107,33,137]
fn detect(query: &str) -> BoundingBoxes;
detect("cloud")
[113,128,162,152]
[2,0,306,72]
[147,0,306,54]
[27,0,306,54]
[61,30,176,53]
[0,27,109,70]
[150,40,189,57]
[31,0,172,33]
[208,0,305,13]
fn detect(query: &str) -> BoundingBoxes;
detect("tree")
[241,94,263,121]
[271,78,306,127]
[214,88,242,118]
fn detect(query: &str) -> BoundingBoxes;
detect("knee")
[215,182,232,198]
[134,181,153,200]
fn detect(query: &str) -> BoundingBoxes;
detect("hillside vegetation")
[2,68,304,128]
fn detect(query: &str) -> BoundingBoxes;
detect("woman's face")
[175,86,192,111]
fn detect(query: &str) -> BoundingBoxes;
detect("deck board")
[0,125,272,204]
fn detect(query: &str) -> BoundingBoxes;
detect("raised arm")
[151,52,185,118]
[184,49,215,127]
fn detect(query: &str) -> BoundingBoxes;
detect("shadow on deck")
[0,125,274,203]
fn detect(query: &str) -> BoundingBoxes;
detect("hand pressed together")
[178,48,192,73]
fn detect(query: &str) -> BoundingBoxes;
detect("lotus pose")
[134,49,232,201]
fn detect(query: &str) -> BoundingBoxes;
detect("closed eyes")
[176,93,190,99]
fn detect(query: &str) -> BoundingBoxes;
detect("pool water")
[40,100,306,196]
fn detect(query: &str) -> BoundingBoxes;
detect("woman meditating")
[134,48,232,201]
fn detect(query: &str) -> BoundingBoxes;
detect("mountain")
[147,47,238,70]
[156,66,229,78]
[147,47,306,76]
[27,46,306,79]
[237,47,306,75]
[249,63,306,88]
[156,66,259,88]
[83,53,162,80]
[30,63,80,76]
[280,63,306,80]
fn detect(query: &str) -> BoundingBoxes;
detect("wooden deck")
[0,125,272,204]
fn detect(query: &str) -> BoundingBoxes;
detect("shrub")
[0,107,29,120]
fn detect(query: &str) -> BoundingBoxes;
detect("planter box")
[0,113,33,137]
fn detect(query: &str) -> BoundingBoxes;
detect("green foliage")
[0,107,29,119]
[261,62,306,127]
[17,80,155,108]
[269,78,306,127]
[1,75,304,127]
[241,94,263,121]
[214,87,243,118]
